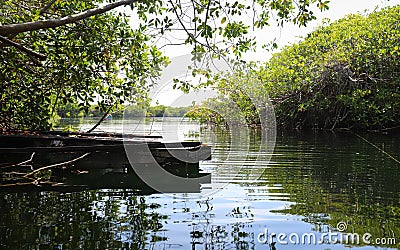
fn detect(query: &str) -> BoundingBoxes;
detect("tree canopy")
[261,5,400,129]
[190,5,400,130]
[1,0,168,130]
[0,0,329,130]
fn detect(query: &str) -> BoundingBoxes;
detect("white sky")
[128,0,399,106]
[241,0,399,62]
[156,0,398,61]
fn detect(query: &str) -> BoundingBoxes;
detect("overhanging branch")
[0,0,137,35]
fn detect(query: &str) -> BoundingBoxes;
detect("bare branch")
[40,0,57,15]
[0,0,137,35]
[0,152,35,169]
[87,103,115,133]
[159,42,187,49]
[169,0,208,49]
[24,153,90,178]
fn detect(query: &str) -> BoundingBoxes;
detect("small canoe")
[0,131,211,167]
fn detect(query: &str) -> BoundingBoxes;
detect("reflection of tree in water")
[0,191,167,249]
[189,197,259,250]
[248,132,400,247]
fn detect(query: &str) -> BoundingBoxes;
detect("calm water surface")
[1,118,399,249]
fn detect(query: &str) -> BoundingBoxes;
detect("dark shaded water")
[1,118,399,249]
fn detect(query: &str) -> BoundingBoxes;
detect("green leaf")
[221,16,226,24]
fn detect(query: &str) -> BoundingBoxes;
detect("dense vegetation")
[0,0,167,130]
[0,0,329,131]
[262,5,400,130]
[192,6,400,130]
[186,69,265,126]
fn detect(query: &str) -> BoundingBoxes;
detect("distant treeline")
[57,104,192,118]
[123,105,192,118]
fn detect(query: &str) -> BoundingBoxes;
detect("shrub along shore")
[188,5,400,131]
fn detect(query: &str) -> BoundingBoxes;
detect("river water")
[1,118,399,249]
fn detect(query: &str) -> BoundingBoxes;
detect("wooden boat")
[0,131,211,165]
[0,131,212,192]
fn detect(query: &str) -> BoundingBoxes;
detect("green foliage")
[260,5,400,129]
[188,6,400,130]
[57,103,123,119]
[134,0,328,57]
[0,0,168,130]
[0,0,330,130]
[185,105,227,125]
[186,68,265,126]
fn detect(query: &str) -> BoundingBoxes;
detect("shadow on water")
[1,122,400,249]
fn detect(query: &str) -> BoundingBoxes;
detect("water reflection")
[0,191,167,249]
[1,120,400,249]
[262,131,400,245]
